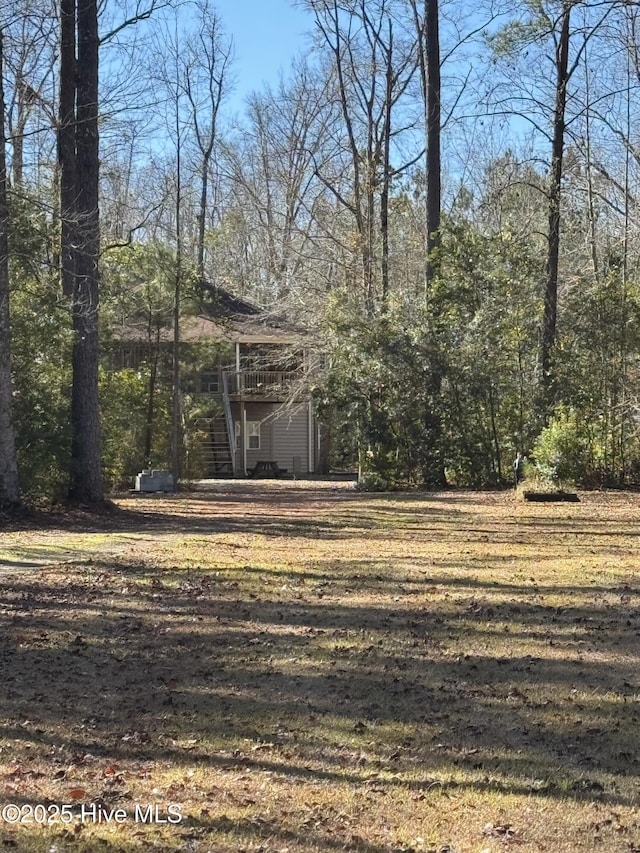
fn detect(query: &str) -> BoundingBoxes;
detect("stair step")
[197,408,235,475]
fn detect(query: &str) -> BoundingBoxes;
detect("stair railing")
[221,371,237,475]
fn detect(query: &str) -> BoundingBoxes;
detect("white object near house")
[135,469,174,492]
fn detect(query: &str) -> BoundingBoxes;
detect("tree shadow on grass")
[1,487,470,539]
[1,559,639,808]
[4,487,638,551]
[2,488,640,851]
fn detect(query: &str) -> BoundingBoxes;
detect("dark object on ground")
[523,491,580,502]
[249,461,288,478]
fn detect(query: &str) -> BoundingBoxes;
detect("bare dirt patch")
[1,484,639,852]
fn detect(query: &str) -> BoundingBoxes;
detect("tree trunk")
[380,20,393,303]
[541,0,571,408]
[171,260,181,485]
[69,0,103,503]
[171,105,183,486]
[412,0,441,288]
[197,158,208,279]
[0,30,20,506]
[424,0,441,285]
[58,0,76,298]
[144,328,161,463]
[11,115,25,190]
[412,0,445,486]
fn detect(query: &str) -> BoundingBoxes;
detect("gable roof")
[197,281,305,344]
[113,283,305,346]
[198,281,261,319]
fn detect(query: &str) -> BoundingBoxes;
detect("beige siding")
[272,408,311,473]
[230,402,314,474]
[231,402,275,473]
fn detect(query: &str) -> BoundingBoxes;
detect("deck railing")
[224,370,302,396]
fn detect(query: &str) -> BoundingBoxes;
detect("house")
[113,284,322,478]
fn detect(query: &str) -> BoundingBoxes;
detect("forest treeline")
[1,0,640,504]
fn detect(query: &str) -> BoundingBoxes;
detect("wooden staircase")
[194,374,237,477]
[196,415,234,476]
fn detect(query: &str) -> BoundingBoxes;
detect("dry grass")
[1,482,640,853]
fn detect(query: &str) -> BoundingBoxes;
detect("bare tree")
[409,0,441,287]
[541,0,572,404]
[183,0,232,280]
[3,0,57,189]
[150,12,194,485]
[0,27,20,506]
[166,20,185,487]
[60,0,103,502]
[489,0,617,411]
[220,58,336,308]
[58,0,75,298]
[302,0,418,313]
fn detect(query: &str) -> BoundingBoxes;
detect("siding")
[230,402,313,474]
[272,408,311,473]
[231,402,275,473]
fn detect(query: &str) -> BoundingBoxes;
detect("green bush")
[11,279,73,502]
[532,407,598,486]
[100,367,172,489]
[356,470,391,492]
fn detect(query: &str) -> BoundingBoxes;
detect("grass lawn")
[1,482,639,853]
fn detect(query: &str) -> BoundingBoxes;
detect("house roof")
[114,284,304,346]
[198,281,304,343]
[198,281,261,319]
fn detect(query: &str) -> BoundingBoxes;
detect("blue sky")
[213,0,313,107]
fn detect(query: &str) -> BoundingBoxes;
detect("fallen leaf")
[68,788,87,800]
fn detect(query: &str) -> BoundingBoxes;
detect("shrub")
[532,407,597,486]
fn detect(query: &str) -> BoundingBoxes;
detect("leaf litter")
[0,483,639,851]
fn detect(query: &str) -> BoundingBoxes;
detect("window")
[247,422,261,450]
[235,421,261,450]
[200,371,219,393]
